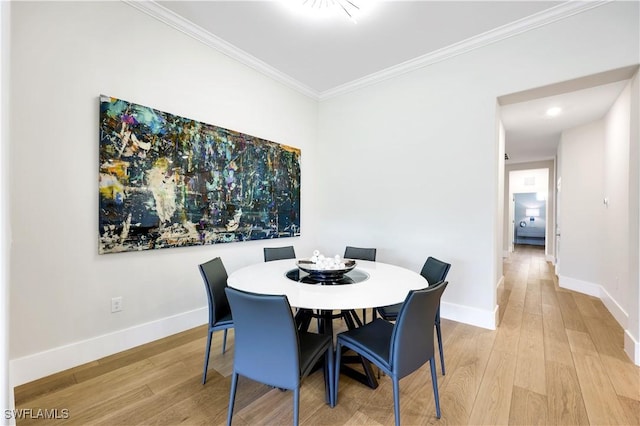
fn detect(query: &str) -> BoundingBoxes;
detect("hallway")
[498,244,639,424]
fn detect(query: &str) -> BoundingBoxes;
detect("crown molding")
[320,1,611,100]
[123,0,321,100]
[124,0,609,102]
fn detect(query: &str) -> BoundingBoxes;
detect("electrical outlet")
[111,296,123,313]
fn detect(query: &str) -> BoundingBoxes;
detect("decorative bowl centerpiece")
[297,250,356,280]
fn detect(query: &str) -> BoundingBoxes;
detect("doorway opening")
[507,168,550,254]
[513,192,546,248]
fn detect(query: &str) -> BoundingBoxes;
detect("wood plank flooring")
[14,245,640,425]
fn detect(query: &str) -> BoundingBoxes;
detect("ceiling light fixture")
[545,106,562,117]
[301,0,360,22]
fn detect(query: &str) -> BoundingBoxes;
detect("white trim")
[496,275,505,326]
[124,0,609,101]
[9,308,207,387]
[441,302,497,331]
[320,1,610,99]
[624,330,640,366]
[545,254,555,264]
[558,275,601,298]
[320,0,612,100]
[1,0,13,421]
[123,1,320,100]
[503,250,510,258]
[559,277,629,328]
[558,276,637,365]
[9,301,499,386]
[600,286,629,327]
[496,275,504,290]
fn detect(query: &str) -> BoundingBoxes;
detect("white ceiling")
[147,0,634,163]
[500,79,630,163]
[158,0,562,93]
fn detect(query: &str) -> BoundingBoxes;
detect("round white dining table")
[227,259,428,311]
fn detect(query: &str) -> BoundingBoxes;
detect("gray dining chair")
[344,246,377,323]
[264,246,296,262]
[376,256,451,374]
[225,287,334,426]
[335,281,448,425]
[264,244,312,326]
[199,257,234,385]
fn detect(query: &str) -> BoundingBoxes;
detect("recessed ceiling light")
[546,106,562,117]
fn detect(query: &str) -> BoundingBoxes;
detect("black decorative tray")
[296,259,357,280]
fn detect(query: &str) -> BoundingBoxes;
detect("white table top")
[227,259,428,310]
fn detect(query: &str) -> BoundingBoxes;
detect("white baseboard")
[502,250,510,258]
[441,301,497,331]
[7,298,495,387]
[496,275,504,290]
[600,286,629,327]
[557,275,601,298]
[10,307,207,387]
[624,329,640,366]
[558,276,629,325]
[496,275,505,327]
[558,275,639,366]
[545,254,555,264]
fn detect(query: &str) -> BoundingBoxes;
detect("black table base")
[295,308,378,389]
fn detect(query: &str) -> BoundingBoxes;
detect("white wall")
[604,82,631,317]
[557,121,605,289]
[318,69,500,327]
[509,168,550,194]
[1,0,12,420]
[317,1,639,330]
[628,71,640,364]
[8,1,319,385]
[604,71,640,364]
[556,136,563,274]
[496,115,505,296]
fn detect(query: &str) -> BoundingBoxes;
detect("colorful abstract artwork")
[99,95,301,254]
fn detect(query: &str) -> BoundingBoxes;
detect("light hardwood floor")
[14,246,640,425]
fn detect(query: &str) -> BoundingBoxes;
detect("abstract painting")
[99,95,301,254]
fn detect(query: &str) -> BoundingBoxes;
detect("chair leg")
[293,387,300,426]
[330,347,336,407]
[202,330,213,384]
[392,377,401,426]
[430,357,441,419]
[362,308,367,324]
[227,371,238,426]
[222,329,228,354]
[334,342,342,406]
[325,347,335,407]
[435,320,445,375]
[323,349,330,405]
